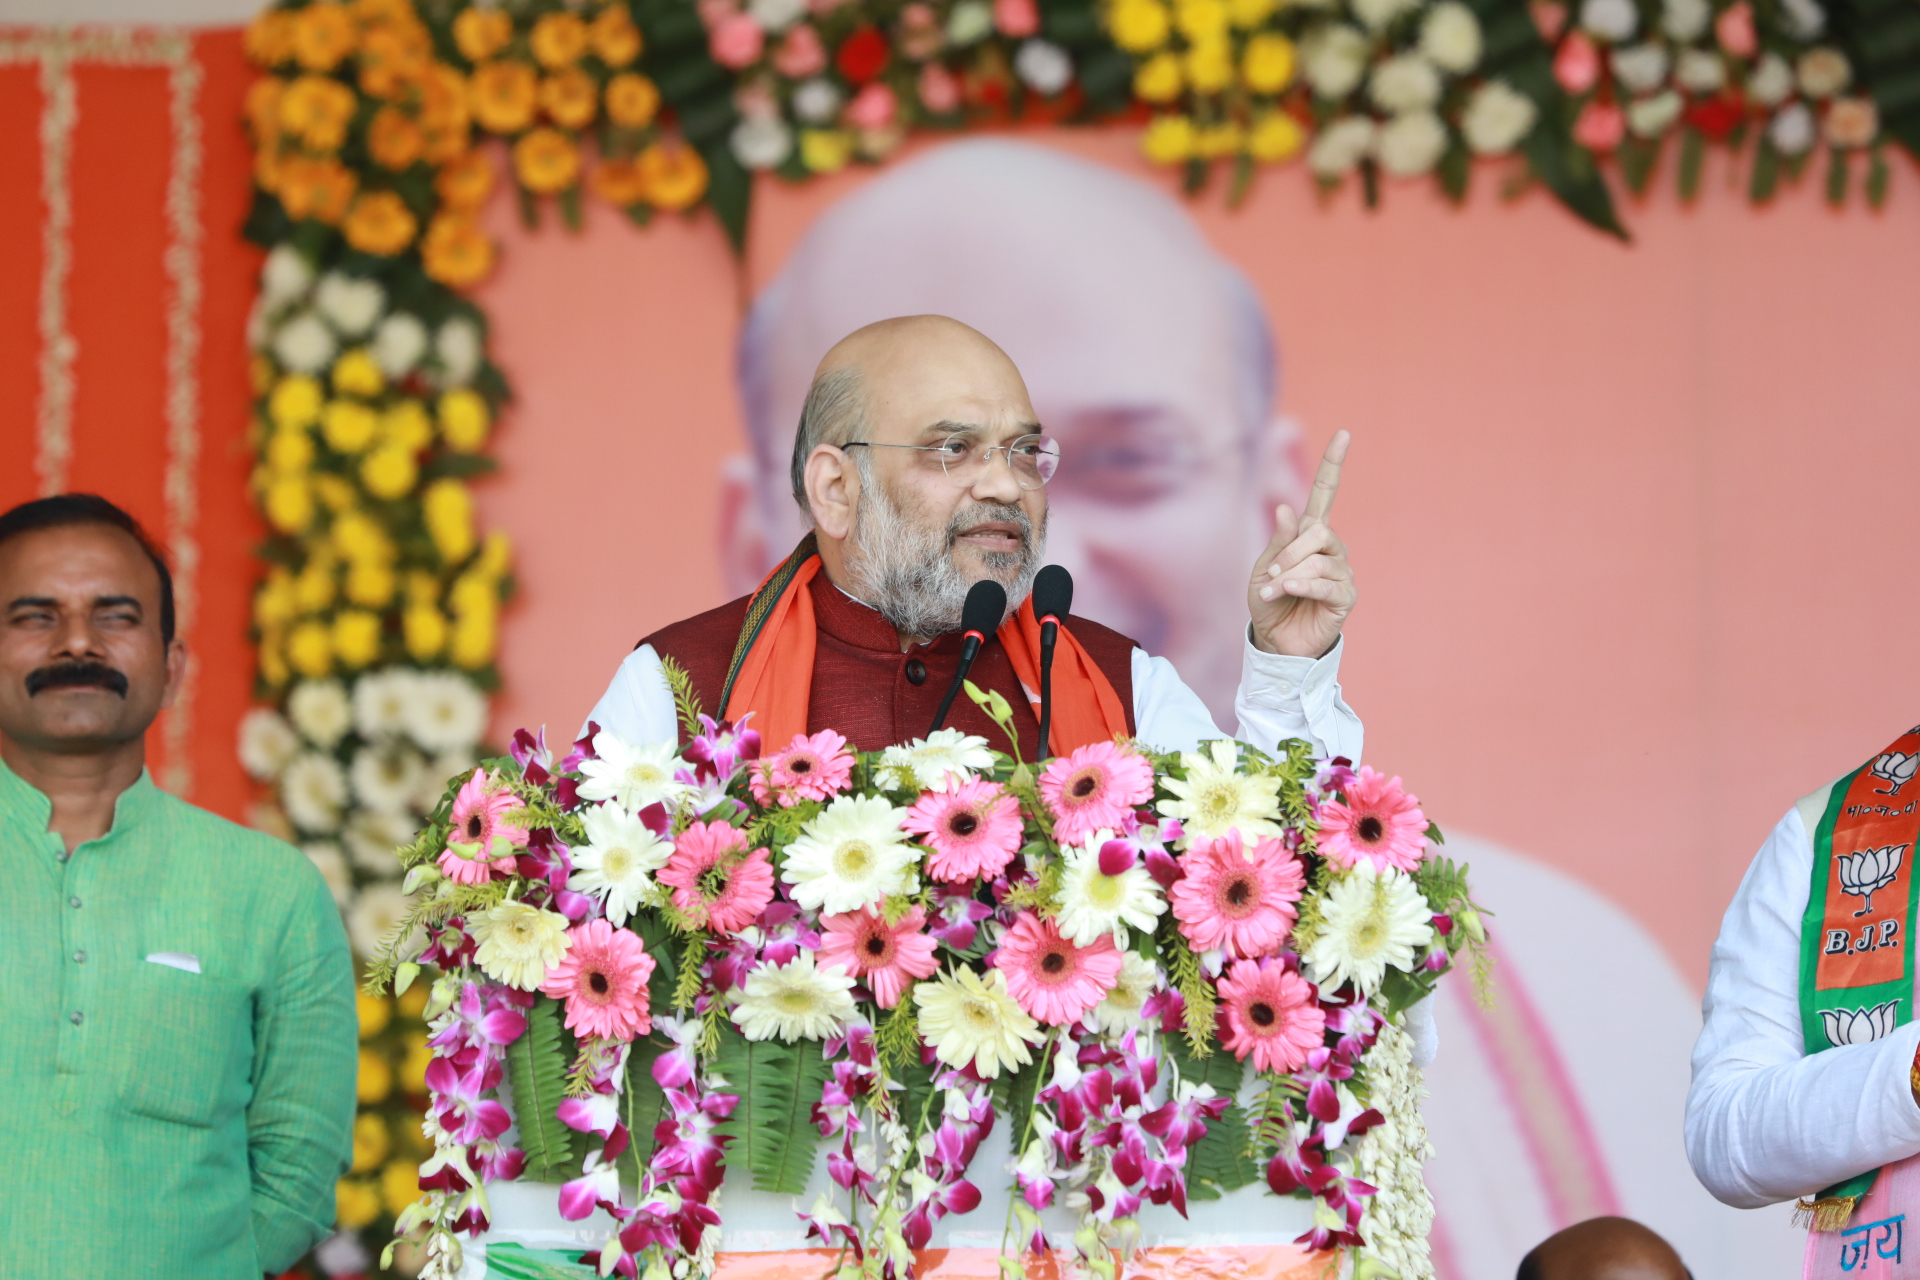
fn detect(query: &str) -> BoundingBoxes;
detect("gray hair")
[788,365,866,519]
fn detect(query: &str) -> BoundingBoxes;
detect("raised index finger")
[1303,430,1350,525]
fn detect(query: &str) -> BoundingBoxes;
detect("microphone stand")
[1037,614,1059,760]
[927,625,989,737]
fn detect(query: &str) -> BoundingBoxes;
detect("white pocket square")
[146,952,201,974]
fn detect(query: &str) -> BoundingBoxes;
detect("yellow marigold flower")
[332,348,385,399]
[357,990,393,1039]
[351,1112,391,1172]
[470,60,538,134]
[1142,113,1197,163]
[344,191,419,256]
[331,509,390,561]
[799,129,854,174]
[1195,120,1243,157]
[292,1,355,72]
[475,530,512,579]
[1109,0,1171,52]
[449,572,497,617]
[294,559,337,613]
[245,77,285,141]
[423,478,476,563]
[640,141,712,210]
[345,559,397,608]
[252,355,276,396]
[264,476,315,534]
[259,630,290,687]
[1134,52,1184,102]
[514,127,582,194]
[245,10,295,66]
[1242,33,1295,93]
[541,68,599,129]
[590,157,651,208]
[439,389,491,451]
[336,1178,383,1230]
[368,106,425,170]
[254,148,286,196]
[333,610,383,668]
[422,215,496,289]
[1185,37,1234,93]
[313,472,357,511]
[254,569,298,629]
[453,8,514,63]
[269,375,323,429]
[1176,0,1229,41]
[266,427,315,476]
[403,603,449,659]
[358,23,433,99]
[591,5,643,66]
[436,149,495,209]
[531,12,590,68]
[361,444,418,500]
[279,74,357,151]
[384,400,434,452]
[277,157,359,224]
[382,1159,422,1216]
[451,610,497,669]
[323,401,381,454]
[1229,0,1278,25]
[605,72,661,127]
[1248,110,1306,160]
[400,1031,432,1092]
[288,619,334,677]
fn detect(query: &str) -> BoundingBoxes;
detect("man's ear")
[804,445,858,543]
[159,637,188,711]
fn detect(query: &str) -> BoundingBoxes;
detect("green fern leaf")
[507,996,579,1183]
[1185,1102,1260,1200]
[714,1025,830,1194]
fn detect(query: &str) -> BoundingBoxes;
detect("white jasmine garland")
[1769,101,1816,154]
[747,0,806,30]
[570,801,672,925]
[281,751,349,834]
[1419,2,1482,74]
[730,114,794,169]
[471,900,572,991]
[1055,835,1166,945]
[1580,0,1637,40]
[351,744,427,815]
[1015,40,1074,95]
[352,668,415,740]
[1611,43,1670,94]
[730,951,859,1041]
[239,707,301,780]
[792,78,843,124]
[260,244,314,309]
[1461,80,1538,153]
[434,316,482,388]
[1781,0,1825,39]
[1351,0,1416,32]
[272,310,336,375]
[1748,53,1794,106]
[1376,111,1449,177]
[577,732,688,812]
[373,312,429,377]
[405,672,488,753]
[781,794,919,913]
[1661,0,1709,41]
[1675,47,1725,93]
[348,883,416,958]
[315,271,385,337]
[1352,1022,1436,1280]
[302,841,352,906]
[288,678,353,749]
[1302,25,1370,98]
[1304,863,1434,996]
[1369,53,1442,114]
[1626,89,1684,138]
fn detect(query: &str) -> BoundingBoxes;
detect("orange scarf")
[720,542,1129,755]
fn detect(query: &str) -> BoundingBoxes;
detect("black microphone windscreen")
[1032,565,1073,623]
[961,579,1008,638]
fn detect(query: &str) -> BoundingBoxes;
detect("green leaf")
[1868,146,1891,207]
[1617,135,1659,195]
[1827,146,1851,206]
[992,1051,1046,1144]
[619,1027,674,1184]
[1677,127,1705,203]
[1186,1102,1261,1200]
[506,997,579,1183]
[713,1024,831,1194]
[1166,1031,1244,1097]
[1749,137,1781,204]
[700,140,753,256]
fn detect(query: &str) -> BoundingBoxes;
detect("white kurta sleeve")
[1685,805,1920,1207]
[1129,633,1362,764]
[581,644,680,745]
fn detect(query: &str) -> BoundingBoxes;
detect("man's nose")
[50,614,107,660]
[968,451,1024,504]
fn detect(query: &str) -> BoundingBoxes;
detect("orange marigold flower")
[605,72,661,127]
[436,149,495,208]
[280,74,358,151]
[353,0,416,23]
[344,190,420,255]
[422,214,496,288]
[470,60,538,134]
[422,123,470,165]
[540,68,599,129]
[638,141,710,211]
[292,1,356,72]
[513,127,582,193]
[531,12,590,69]
[358,22,433,99]
[245,10,295,66]
[368,107,425,170]
[245,77,286,141]
[419,63,470,130]
[591,6,644,66]
[278,156,359,223]
[589,156,651,206]
[453,9,514,63]
[254,147,286,194]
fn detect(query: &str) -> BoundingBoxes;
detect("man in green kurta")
[0,494,358,1279]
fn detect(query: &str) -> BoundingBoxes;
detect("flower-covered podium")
[368,671,1482,1280]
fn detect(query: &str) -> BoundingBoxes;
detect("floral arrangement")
[364,674,1484,1280]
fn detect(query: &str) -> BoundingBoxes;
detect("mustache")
[944,501,1035,551]
[26,661,130,698]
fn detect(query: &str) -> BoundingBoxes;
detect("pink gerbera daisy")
[994,911,1123,1026]
[657,820,775,933]
[1316,767,1428,873]
[1168,830,1304,958]
[750,729,856,807]
[1217,957,1325,1073]
[439,768,528,885]
[539,918,657,1041]
[817,906,940,1008]
[1038,741,1155,846]
[902,777,1023,884]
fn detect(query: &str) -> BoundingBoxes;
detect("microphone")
[927,579,1008,737]
[1031,566,1073,760]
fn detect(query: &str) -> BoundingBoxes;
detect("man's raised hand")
[1248,430,1357,659]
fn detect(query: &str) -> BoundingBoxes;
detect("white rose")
[793,78,842,124]
[1303,24,1371,99]
[271,311,336,375]
[302,842,353,906]
[1581,0,1638,41]
[1015,39,1074,95]
[1419,2,1482,73]
[280,751,348,835]
[1375,109,1448,176]
[1661,0,1709,40]
[1748,52,1793,106]
[238,707,301,781]
[1797,47,1850,98]
[434,316,482,388]
[747,0,807,30]
[1675,47,1725,92]
[1768,101,1815,154]
[1308,114,1376,176]
[1781,0,1825,39]
[731,114,794,169]
[373,312,428,378]
[1352,0,1417,32]
[1611,43,1670,93]
[260,244,313,308]
[1370,53,1442,113]
[1462,79,1538,154]
[947,0,994,45]
[1626,88,1683,137]
[289,678,354,749]
[315,271,385,337]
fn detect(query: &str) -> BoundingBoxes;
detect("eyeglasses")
[843,433,1061,490]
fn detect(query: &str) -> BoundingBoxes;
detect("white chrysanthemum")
[260,244,313,308]
[343,808,420,873]
[1308,114,1376,176]
[731,114,794,169]
[1302,24,1370,98]
[302,841,352,906]
[875,728,995,793]
[288,678,353,749]
[1769,101,1816,155]
[748,0,806,28]
[1376,110,1448,177]
[781,795,919,913]
[1015,39,1074,95]
[1055,834,1166,946]
[1419,2,1481,73]
[373,312,429,377]
[404,672,488,753]
[471,901,571,991]
[347,883,416,958]
[1351,0,1416,31]
[913,967,1041,1078]
[350,744,426,815]
[1661,0,1709,40]
[315,271,385,337]
[731,951,859,1042]
[239,707,301,781]
[1461,80,1537,154]
[1675,47,1724,93]
[578,732,688,813]
[1369,53,1441,113]
[1304,863,1435,996]
[1156,740,1283,846]
[1798,47,1850,98]
[1781,0,1825,39]
[1580,0,1637,40]
[570,801,672,925]
[1085,952,1160,1035]
[792,78,842,124]
[1610,43,1669,94]
[947,0,993,43]
[413,748,476,814]
[352,669,416,739]
[281,752,348,834]
[1748,52,1794,106]
[272,310,336,375]
[434,317,482,387]
[1626,89,1683,138]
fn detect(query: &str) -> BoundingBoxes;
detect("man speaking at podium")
[585,314,1359,763]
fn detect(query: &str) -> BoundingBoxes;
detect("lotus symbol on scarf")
[1838,844,1907,917]
[1871,750,1918,796]
[1821,1000,1900,1046]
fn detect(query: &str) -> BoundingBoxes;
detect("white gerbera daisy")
[1304,863,1435,996]
[570,801,672,925]
[1085,951,1160,1035]
[577,732,688,813]
[730,951,859,1042]
[875,729,995,792]
[288,678,353,749]
[1156,739,1283,847]
[352,669,416,740]
[913,967,1041,1078]
[1055,833,1166,946]
[404,671,488,753]
[470,900,572,991]
[281,752,348,834]
[343,808,420,873]
[350,744,425,815]
[238,707,301,781]
[781,795,919,913]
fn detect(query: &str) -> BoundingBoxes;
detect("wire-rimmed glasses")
[843,433,1061,490]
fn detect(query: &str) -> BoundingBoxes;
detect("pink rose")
[709,12,766,69]
[1530,0,1568,40]
[1573,98,1625,150]
[918,62,961,113]
[1552,31,1600,94]
[994,0,1039,37]
[772,23,827,77]
[1714,1,1757,57]
[845,81,898,129]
